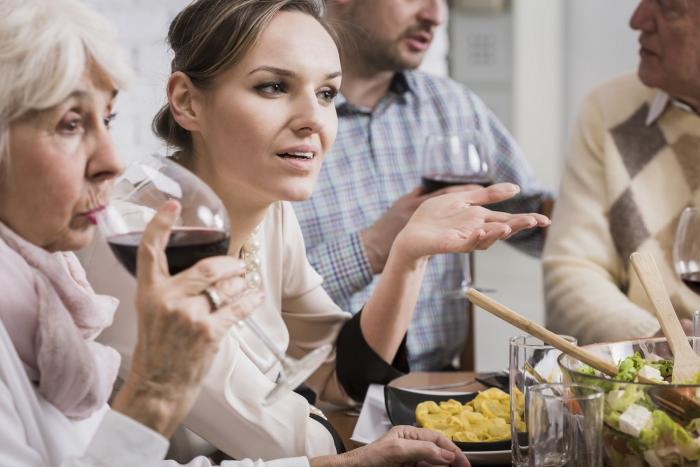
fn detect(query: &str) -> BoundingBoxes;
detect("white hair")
[0,0,132,168]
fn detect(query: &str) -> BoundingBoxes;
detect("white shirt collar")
[646,90,695,126]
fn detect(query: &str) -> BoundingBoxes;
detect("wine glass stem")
[693,310,700,353]
[244,317,290,363]
[461,253,473,291]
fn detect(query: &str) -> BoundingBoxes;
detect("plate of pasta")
[383,385,526,453]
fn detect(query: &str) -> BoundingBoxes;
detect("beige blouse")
[80,201,357,460]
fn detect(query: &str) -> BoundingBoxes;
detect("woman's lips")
[81,206,106,225]
[275,152,316,173]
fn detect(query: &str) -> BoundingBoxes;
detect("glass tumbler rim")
[509,334,577,349]
[527,382,604,402]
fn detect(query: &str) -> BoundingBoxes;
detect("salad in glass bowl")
[558,337,700,466]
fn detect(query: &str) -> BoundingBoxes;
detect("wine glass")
[421,131,494,294]
[674,206,700,295]
[98,155,331,405]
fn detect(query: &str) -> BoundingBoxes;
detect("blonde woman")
[0,0,471,466]
[85,0,550,461]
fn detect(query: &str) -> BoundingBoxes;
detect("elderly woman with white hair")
[0,0,474,466]
[0,0,262,464]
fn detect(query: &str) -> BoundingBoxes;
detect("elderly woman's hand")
[392,183,550,263]
[310,426,470,467]
[112,201,263,437]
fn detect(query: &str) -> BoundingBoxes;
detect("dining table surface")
[323,371,513,467]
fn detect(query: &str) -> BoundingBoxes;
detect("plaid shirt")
[293,71,551,370]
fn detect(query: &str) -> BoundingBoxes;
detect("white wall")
[513,0,564,190]
[563,0,640,136]
[83,0,191,165]
[421,15,450,76]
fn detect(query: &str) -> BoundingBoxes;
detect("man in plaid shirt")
[294,0,551,370]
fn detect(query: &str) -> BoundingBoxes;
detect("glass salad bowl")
[558,337,700,467]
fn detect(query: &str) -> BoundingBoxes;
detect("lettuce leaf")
[617,353,645,382]
[644,411,700,461]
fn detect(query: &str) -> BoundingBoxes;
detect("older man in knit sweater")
[544,0,700,344]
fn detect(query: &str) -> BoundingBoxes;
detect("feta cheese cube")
[618,404,653,438]
[638,365,663,382]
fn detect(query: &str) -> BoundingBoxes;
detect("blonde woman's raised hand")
[360,182,490,274]
[112,201,263,437]
[393,183,550,262]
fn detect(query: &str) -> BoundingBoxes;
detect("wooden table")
[325,372,512,466]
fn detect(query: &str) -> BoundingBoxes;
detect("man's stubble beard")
[360,38,423,73]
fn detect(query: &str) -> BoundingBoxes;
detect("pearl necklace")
[240,222,327,422]
[241,225,262,289]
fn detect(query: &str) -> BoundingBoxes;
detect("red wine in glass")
[422,132,494,293]
[421,173,494,193]
[100,155,330,405]
[107,227,230,276]
[681,272,700,295]
[674,207,700,296]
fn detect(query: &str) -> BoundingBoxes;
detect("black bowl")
[384,385,517,452]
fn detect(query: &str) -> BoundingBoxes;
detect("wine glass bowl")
[99,155,330,405]
[421,131,493,292]
[99,155,230,275]
[674,206,700,295]
[421,131,494,193]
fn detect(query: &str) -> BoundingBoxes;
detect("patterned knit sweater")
[544,72,700,344]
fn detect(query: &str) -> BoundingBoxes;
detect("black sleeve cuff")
[336,309,409,401]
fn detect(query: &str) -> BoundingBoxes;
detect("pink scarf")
[0,222,120,420]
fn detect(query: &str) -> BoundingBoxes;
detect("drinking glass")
[692,310,700,355]
[674,206,700,295]
[98,155,331,405]
[421,131,493,293]
[509,334,577,467]
[527,383,604,467]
